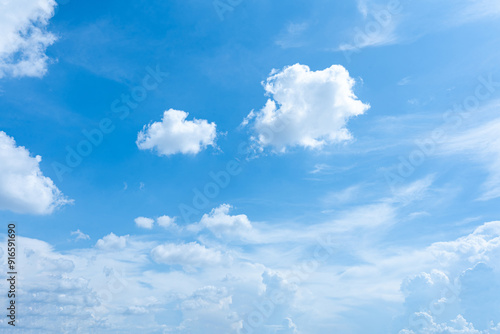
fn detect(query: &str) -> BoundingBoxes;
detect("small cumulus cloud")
[190,204,252,238]
[95,233,129,250]
[157,215,178,229]
[135,216,155,229]
[137,109,217,156]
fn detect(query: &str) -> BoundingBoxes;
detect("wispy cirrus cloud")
[443,116,500,201]
[339,0,500,54]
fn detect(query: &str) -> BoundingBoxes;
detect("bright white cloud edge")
[0,131,72,215]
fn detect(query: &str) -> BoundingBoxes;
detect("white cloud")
[322,185,361,205]
[134,215,179,229]
[95,233,129,250]
[157,215,178,229]
[398,314,496,334]
[3,201,500,333]
[191,204,252,238]
[243,64,369,151]
[0,237,101,331]
[70,229,90,241]
[180,286,232,311]
[177,285,239,333]
[137,109,217,156]
[0,0,57,78]
[395,221,500,333]
[0,131,72,215]
[337,0,400,53]
[151,242,223,267]
[342,0,500,53]
[446,0,500,25]
[135,216,155,229]
[389,175,436,205]
[443,117,500,200]
[357,0,369,18]
[427,221,500,270]
[338,23,397,52]
[310,163,331,174]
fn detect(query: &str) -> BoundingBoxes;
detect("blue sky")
[1,0,500,332]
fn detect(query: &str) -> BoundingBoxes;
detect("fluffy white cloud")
[396,221,500,333]
[137,109,217,156]
[191,204,252,238]
[243,64,369,151]
[95,233,129,250]
[0,131,72,215]
[0,0,57,78]
[135,216,155,229]
[157,215,178,229]
[151,242,223,267]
